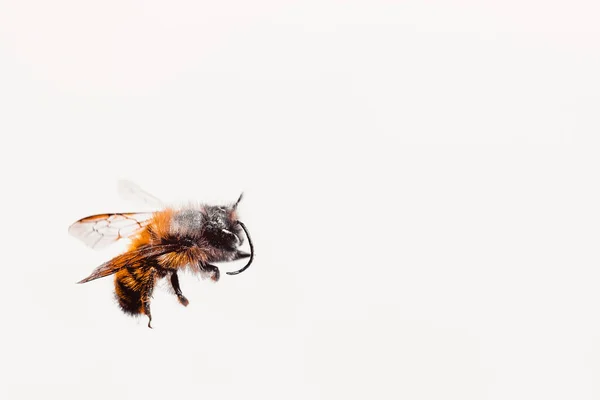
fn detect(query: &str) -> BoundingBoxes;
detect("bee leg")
[170,272,189,307]
[143,296,153,329]
[146,310,153,329]
[203,263,221,282]
[142,268,157,329]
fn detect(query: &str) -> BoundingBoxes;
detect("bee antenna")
[227,221,254,276]
[233,192,244,209]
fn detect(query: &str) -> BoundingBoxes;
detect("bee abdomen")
[114,268,149,315]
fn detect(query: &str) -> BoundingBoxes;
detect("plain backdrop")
[1,1,600,399]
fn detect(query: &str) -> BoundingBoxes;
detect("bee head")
[203,193,254,276]
[204,205,243,252]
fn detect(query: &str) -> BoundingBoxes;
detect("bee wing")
[68,212,154,250]
[78,244,179,283]
[117,180,164,208]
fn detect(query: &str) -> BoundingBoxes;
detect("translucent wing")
[68,212,154,250]
[117,180,164,208]
[77,243,179,283]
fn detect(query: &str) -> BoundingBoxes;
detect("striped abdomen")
[114,266,157,315]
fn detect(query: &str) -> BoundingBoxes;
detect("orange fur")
[129,208,174,249]
[157,248,207,272]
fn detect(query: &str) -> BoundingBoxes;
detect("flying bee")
[69,181,254,328]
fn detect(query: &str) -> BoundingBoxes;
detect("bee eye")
[205,227,240,251]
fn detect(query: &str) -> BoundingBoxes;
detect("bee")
[69,181,254,328]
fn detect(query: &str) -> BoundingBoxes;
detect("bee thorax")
[170,209,205,236]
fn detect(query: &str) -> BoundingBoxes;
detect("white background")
[1,1,599,399]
